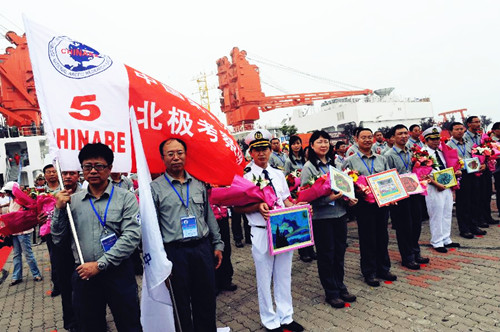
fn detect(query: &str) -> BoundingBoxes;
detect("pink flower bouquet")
[209,175,277,208]
[411,145,438,180]
[296,174,332,203]
[440,143,461,172]
[346,170,376,203]
[0,186,57,236]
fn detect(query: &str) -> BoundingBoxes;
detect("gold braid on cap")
[249,140,270,149]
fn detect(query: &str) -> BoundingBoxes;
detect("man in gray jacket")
[52,143,141,332]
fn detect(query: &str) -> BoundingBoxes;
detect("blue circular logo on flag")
[48,36,112,79]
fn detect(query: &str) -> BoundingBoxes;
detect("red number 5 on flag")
[69,95,101,121]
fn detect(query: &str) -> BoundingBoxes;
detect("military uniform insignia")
[254,131,263,139]
[244,167,252,174]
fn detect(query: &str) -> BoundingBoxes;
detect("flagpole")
[55,159,85,264]
[166,278,183,332]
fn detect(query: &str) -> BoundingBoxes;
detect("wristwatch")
[97,262,106,271]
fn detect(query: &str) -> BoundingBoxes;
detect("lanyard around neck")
[319,164,328,174]
[357,152,374,174]
[89,185,115,229]
[274,152,285,163]
[466,131,479,145]
[164,173,189,211]
[452,139,466,157]
[393,147,410,170]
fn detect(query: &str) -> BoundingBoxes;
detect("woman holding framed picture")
[300,130,357,309]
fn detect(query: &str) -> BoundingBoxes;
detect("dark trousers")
[231,209,250,243]
[479,170,493,222]
[164,238,216,332]
[455,173,476,233]
[494,172,500,215]
[45,234,60,292]
[72,258,141,332]
[390,195,423,264]
[215,216,234,289]
[356,202,390,278]
[298,245,315,259]
[313,216,348,300]
[52,239,77,329]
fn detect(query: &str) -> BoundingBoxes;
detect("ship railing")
[0,125,45,138]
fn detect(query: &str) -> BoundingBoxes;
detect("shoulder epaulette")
[243,167,251,174]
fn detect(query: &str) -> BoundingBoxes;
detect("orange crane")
[438,109,466,122]
[216,47,372,131]
[0,31,41,130]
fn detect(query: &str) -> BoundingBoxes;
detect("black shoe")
[415,256,430,264]
[299,255,313,263]
[235,240,244,248]
[477,222,489,228]
[0,269,9,285]
[245,239,252,244]
[265,327,283,332]
[326,297,345,308]
[471,228,487,236]
[444,242,461,248]
[364,276,380,287]
[9,279,23,286]
[281,321,304,332]
[220,283,237,292]
[310,251,318,260]
[460,232,474,239]
[402,261,421,270]
[434,247,447,253]
[51,289,61,297]
[340,291,357,302]
[487,218,499,225]
[376,271,397,281]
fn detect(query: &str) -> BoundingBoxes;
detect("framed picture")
[267,204,314,256]
[329,165,355,199]
[399,173,425,195]
[366,168,409,207]
[433,167,457,188]
[464,157,480,173]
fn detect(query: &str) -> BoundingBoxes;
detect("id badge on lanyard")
[164,174,199,239]
[101,232,118,252]
[90,186,118,252]
[181,215,198,238]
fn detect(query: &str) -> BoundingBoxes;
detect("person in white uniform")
[422,126,461,253]
[234,129,304,332]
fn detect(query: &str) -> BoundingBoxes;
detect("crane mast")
[216,47,372,131]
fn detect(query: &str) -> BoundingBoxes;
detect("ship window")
[337,111,344,121]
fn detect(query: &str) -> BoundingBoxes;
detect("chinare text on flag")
[56,128,127,153]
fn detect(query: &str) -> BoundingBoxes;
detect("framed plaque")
[366,169,409,207]
[267,205,314,255]
[329,166,355,199]
[433,167,457,188]
[399,173,425,195]
[464,157,480,173]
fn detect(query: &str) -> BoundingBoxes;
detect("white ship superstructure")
[283,88,434,133]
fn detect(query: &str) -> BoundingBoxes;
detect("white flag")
[23,16,131,172]
[131,110,175,331]
[25,16,175,330]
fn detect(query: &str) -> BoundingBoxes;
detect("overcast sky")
[2,0,499,127]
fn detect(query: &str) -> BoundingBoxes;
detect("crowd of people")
[0,115,498,332]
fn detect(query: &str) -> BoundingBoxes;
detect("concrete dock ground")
[1,204,499,331]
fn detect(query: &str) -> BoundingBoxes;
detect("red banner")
[127,66,244,185]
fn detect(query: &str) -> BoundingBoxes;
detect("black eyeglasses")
[81,163,109,172]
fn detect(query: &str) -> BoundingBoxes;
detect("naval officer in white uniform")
[234,129,304,332]
[422,126,461,253]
